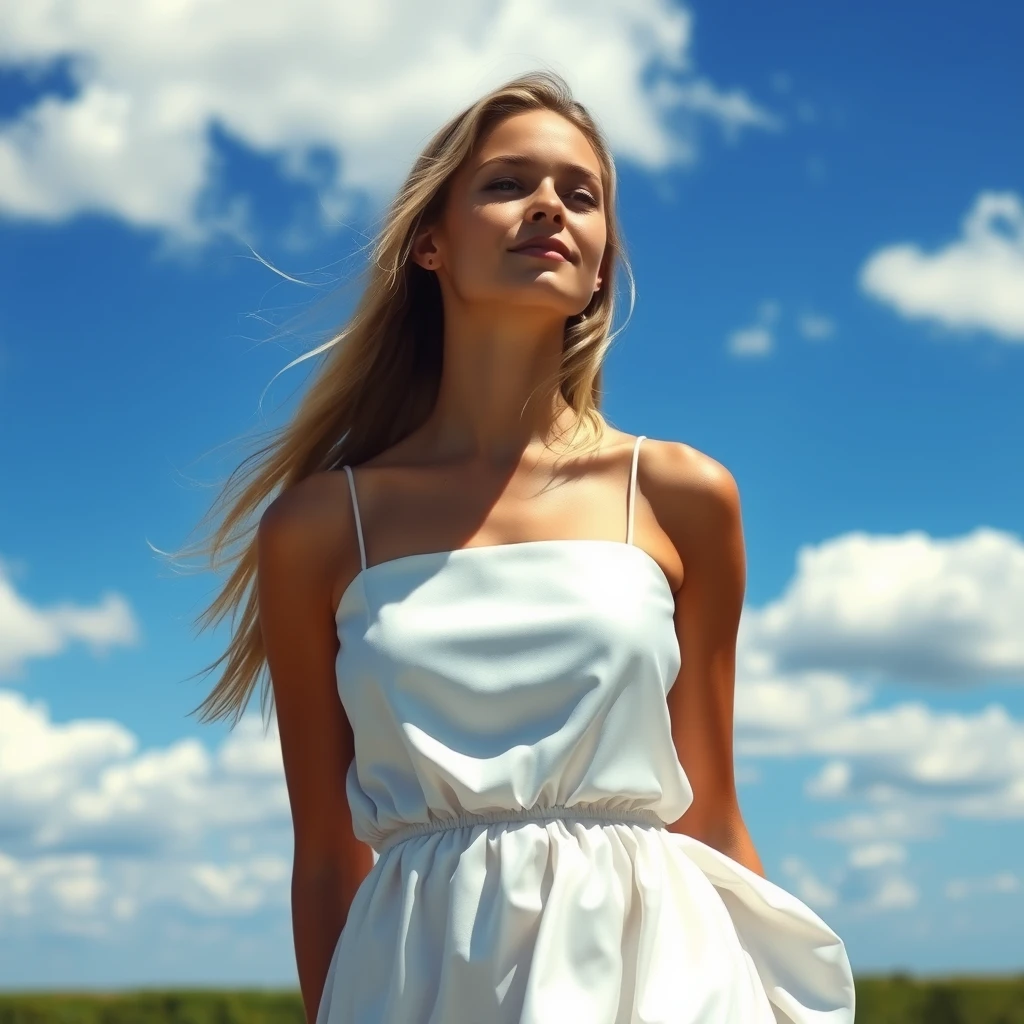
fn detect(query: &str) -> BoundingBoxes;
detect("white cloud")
[945,871,1020,901]
[729,526,1024,851]
[0,690,288,858]
[812,806,939,845]
[0,0,779,241]
[726,298,783,357]
[0,851,110,936]
[859,190,1024,343]
[0,848,291,936]
[840,843,919,912]
[652,78,781,144]
[736,677,1024,821]
[805,759,852,798]
[735,670,873,741]
[722,522,1024,921]
[797,311,835,340]
[736,684,1024,828]
[184,856,290,915]
[780,855,837,909]
[797,702,1024,807]
[0,556,140,679]
[781,843,918,914]
[726,325,773,357]
[741,527,1024,686]
[0,688,292,936]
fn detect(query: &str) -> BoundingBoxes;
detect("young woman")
[186,71,855,1022]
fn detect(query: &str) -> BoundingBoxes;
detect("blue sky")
[1,0,1022,989]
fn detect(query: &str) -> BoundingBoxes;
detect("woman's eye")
[487,179,599,207]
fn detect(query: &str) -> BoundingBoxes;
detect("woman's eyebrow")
[476,154,602,190]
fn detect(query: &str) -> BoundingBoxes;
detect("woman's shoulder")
[635,436,741,531]
[259,470,355,563]
[633,434,732,483]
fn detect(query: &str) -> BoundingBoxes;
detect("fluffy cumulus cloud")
[797,702,1024,819]
[859,190,1024,343]
[0,690,289,857]
[729,526,1024,911]
[0,689,290,937]
[741,526,1024,686]
[736,670,1024,854]
[0,0,780,242]
[0,556,139,679]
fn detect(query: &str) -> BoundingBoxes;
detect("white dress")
[316,436,856,1023]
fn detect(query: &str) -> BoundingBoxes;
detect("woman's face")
[419,108,608,321]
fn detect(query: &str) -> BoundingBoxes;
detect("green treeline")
[855,974,1024,1023]
[0,991,304,1024]
[0,975,1022,1023]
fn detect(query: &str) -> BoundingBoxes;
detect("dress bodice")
[333,435,692,853]
[335,536,691,853]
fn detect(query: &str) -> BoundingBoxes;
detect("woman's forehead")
[468,113,603,181]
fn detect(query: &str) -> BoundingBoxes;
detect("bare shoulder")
[637,437,743,556]
[638,437,740,507]
[257,470,356,602]
[260,470,345,538]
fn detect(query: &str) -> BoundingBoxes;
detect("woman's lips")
[512,247,569,262]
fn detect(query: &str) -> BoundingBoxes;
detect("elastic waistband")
[376,803,665,856]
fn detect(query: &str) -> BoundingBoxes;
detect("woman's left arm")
[653,442,765,878]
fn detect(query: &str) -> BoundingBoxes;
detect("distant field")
[0,974,1022,1023]
[0,989,304,1023]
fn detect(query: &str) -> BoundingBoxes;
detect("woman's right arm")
[257,478,376,1024]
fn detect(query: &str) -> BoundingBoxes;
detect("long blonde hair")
[174,69,636,728]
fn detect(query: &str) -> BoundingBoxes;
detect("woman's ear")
[410,229,441,271]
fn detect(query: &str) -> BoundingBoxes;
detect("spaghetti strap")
[341,466,367,572]
[626,435,646,546]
